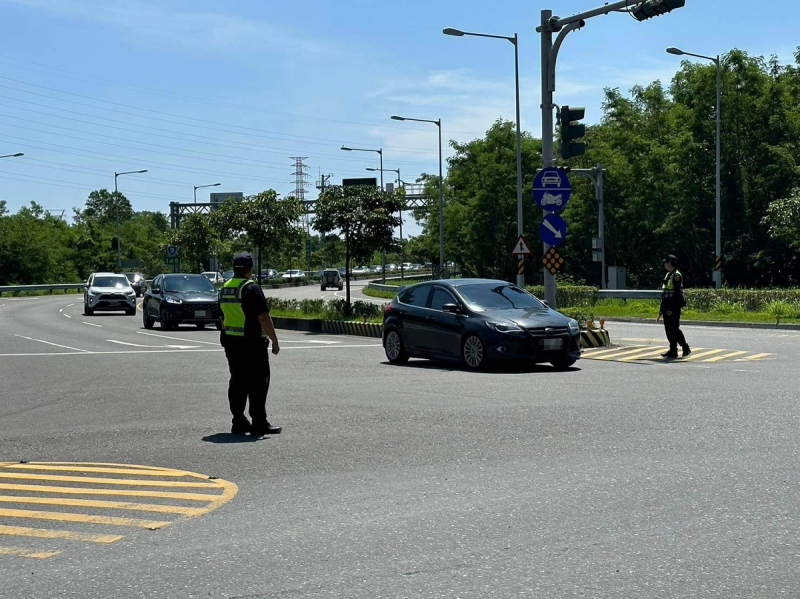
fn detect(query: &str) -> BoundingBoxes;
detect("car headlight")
[487,321,524,333]
[568,318,580,334]
[165,296,182,304]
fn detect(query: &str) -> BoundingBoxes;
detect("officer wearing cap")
[659,254,691,359]
[219,252,282,436]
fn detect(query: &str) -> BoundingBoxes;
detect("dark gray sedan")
[382,279,581,370]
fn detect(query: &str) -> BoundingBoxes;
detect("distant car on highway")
[84,273,137,316]
[142,273,222,330]
[352,266,370,275]
[201,271,224,286]
[123,272,146,297]
[222,270,234,283]
[385,263,398,272]
[282,270,305,280]
[382,279,581,370]
[321,269,344,291]
[401,262,413,272]
[370,265,383,273]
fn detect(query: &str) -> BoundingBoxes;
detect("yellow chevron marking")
[594,346,686,361]
[0,507,171,529]
[0,524,123,544]
[581,346,633,357]
[0,495,206,516]
[0,472,219,488]
[680,349,726,361]
[617,347,671,362]
[702,350,749,363]
[0,483,222,502]
[0,545,61,559]
[2,464,188,477]
[735,353,772,361]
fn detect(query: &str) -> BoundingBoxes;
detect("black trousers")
[224,338,270,425]
[663,311,688,352]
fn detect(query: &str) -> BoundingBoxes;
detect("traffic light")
[631,0,685,21]
[559,105,586,160]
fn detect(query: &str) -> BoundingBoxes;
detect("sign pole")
[540,9,557,308]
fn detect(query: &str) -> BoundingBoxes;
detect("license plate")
[107,301,119,307]
[541,338,563,350]
[195,310,208,318]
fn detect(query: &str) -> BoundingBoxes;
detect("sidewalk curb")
[271,316,382,339]
[604,317,800,331]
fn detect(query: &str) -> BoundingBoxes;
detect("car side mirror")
[442,303,461,314]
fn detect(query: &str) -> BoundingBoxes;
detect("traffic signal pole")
[538,0,686,307]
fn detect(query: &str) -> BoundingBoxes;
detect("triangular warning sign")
[511,235,532,255]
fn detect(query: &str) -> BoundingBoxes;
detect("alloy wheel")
[463,335,484,369]
[385,331,402,360]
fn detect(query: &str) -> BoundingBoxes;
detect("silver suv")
[84,273,137,315]
[321,269,344,291]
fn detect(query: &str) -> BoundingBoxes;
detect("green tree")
[168,213,218,273]
[314,185,401,307]
[83,189,133,225]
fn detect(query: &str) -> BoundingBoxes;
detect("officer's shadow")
[201,433,266,444]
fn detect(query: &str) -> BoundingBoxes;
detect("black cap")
[664,254,679,266]
[233,252,254,268]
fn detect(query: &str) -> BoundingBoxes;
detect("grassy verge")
[270,308,382,324]
[362,287,396,300]
[565,299,800,325]
[0,288,83,298]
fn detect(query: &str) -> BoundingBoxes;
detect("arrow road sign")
[166,245,178,258]
[540,213,568,247]
[533,167,571,211]
[511,235,533,256]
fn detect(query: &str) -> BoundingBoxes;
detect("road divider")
[580,328,611,348]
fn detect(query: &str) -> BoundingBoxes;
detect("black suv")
[142,273,222,330]
[321,269,344,291]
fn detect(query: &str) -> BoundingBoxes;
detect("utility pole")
[568,164,607,288]
[291,157,311,277]
[538,0,686,306]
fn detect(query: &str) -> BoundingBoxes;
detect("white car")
[201,271,224,286]
[542,192,563,207]
[352,266,370,275]
[84,273,137,316]
[282,270,305,279]
[541,171,562,187]
[401,262,413,271]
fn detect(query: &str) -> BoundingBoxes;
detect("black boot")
[231,418,251,434]
[682,346,692,358]
[661,350,678,359]
[251,421,282,436]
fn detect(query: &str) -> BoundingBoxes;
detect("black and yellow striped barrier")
[581,329,611,348]
[321,320,382,338]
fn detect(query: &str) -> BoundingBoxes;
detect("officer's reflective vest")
[219,278,264,337]
[661,270,682,298]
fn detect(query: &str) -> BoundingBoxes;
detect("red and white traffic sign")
[511,235,533,256]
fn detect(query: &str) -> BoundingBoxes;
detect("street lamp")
[444,27,523,286]
[114,169,148,270]
[368,167,405,279]
[667,46,722,288]
[194,182,221,203]
[0,152,24,159]
[391,115,446,279]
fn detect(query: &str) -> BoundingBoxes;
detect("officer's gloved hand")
[219,330,227,348]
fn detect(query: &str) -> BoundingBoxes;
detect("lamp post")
[114,169,148,270]
[368,166,405,279]
[445,27,523,286]
[391,115,445,279]
[0,152,24,159]
[194,182,221,203]
[667,46,722,289]
[341,146,385,281]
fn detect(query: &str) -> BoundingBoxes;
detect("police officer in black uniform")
[219,252,282,436]
[659,254,691,359]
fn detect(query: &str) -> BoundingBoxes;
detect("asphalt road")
[1,294,799,598]
[267,279,390,304]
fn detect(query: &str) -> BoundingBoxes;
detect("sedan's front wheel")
[143,307,154,329]
[384,328,408,364]
[462,334,486,370]
[551,357,577,371]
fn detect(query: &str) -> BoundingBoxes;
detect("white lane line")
[107,340,200,349]
[62,314,71,319]
[66,304,75,308]
[0,344,382,357]
[12,334,89,353]
[58,308,63,313]
[82,322,102,328]
[137,331,219,346]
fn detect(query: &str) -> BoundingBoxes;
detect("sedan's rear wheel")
[384,328,408,364]
[462,334,486,370]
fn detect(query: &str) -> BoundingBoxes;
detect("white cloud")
[4,0,341,56]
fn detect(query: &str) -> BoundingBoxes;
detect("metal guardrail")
[0,283,85,296]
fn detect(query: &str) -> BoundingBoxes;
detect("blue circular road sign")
[533,167,571,211]
[167,245,178,258]
[540,213,568,247]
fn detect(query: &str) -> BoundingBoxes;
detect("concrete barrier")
[580,329,611,348]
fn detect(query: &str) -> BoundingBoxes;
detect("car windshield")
[164,275,216,293]
[93,276,130,288]
[223,270,234,278]
[324,270,338,275]
[457,284,545,312]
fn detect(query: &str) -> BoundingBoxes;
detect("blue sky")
[0,0,797,237]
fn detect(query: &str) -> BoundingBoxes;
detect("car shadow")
[201,433,264,444]
[381,359,581,375]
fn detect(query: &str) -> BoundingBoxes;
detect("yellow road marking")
[3,464,191,477]
[735,353,772,361]
[680,349,725,361]
[0,545,61,559]
[0,483,222,502]
[582,346,639,357]
[702,350,749,363]
[617,347,670,362]
[0,524,123,544]
[0,496,206,516]
[594,346,687,361]
[0,508,171,529]
[0,472,221,488]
